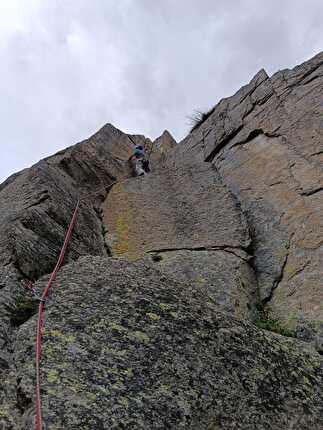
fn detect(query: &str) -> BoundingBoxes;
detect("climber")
[129,144,150,176]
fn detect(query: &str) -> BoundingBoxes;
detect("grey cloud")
[1,0,323,182]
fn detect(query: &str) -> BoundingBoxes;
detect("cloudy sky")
[1,0,322,182]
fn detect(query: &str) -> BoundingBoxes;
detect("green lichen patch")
[118,396,129,408]
[47,370,59,384]
[146,312,160,321]
[109,322,128,333]
[128,331,150,344]
[158,302,172,311]
[255,304,297,338]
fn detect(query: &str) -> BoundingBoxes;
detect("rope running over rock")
[35,199,79,430]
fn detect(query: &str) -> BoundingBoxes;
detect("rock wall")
[103,162,257,320]
[167,51,323,350]
[0,54,322,429]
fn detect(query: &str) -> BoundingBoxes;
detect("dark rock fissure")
[205,124,244,162]
[310,150,323,157]
[263,252,289,305]
[290,59,323,88]
[206,127,282,165]
[16,379,32,416]
[148,245,251,258]
[9,294,38,328]
[209,166,260,290]
[24,193,50,210]
[300,73,323,86]
[94,204,111,256]
[300,186,323,196]
[210,142,297,323]
[228,128,282,156]
[93,183,118,257]
[263,229,295,305]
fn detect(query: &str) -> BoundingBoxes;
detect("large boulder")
[9,256,323,430]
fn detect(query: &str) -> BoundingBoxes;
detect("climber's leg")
[142,159,150,173]
[135,159,145,176]
[129,157,140,177]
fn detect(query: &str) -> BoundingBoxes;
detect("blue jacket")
[133,148,144,159]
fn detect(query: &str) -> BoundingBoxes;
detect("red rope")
[35,200,79,430]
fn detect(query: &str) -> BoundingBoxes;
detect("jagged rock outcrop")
[0,53,323,429]
[167,52,323,350]
[148,130,177,169]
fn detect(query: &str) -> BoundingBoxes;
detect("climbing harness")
[34,199,79,430]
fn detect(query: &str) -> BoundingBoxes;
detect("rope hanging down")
[35,200,79,430]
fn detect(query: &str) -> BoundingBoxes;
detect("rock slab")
[103,162,257,319]
[12,256,323,430]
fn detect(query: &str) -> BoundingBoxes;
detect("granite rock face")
[14,257,323,430]
[167,52,323,349]
[103,162,257,319]
[0,53,323,429]
[103,163,250,256]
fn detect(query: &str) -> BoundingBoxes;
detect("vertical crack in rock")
[205,125,244,162]
[210,143,292,321]
[264,252,289,304]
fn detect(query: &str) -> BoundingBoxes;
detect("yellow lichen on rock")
[103,181,145,261]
